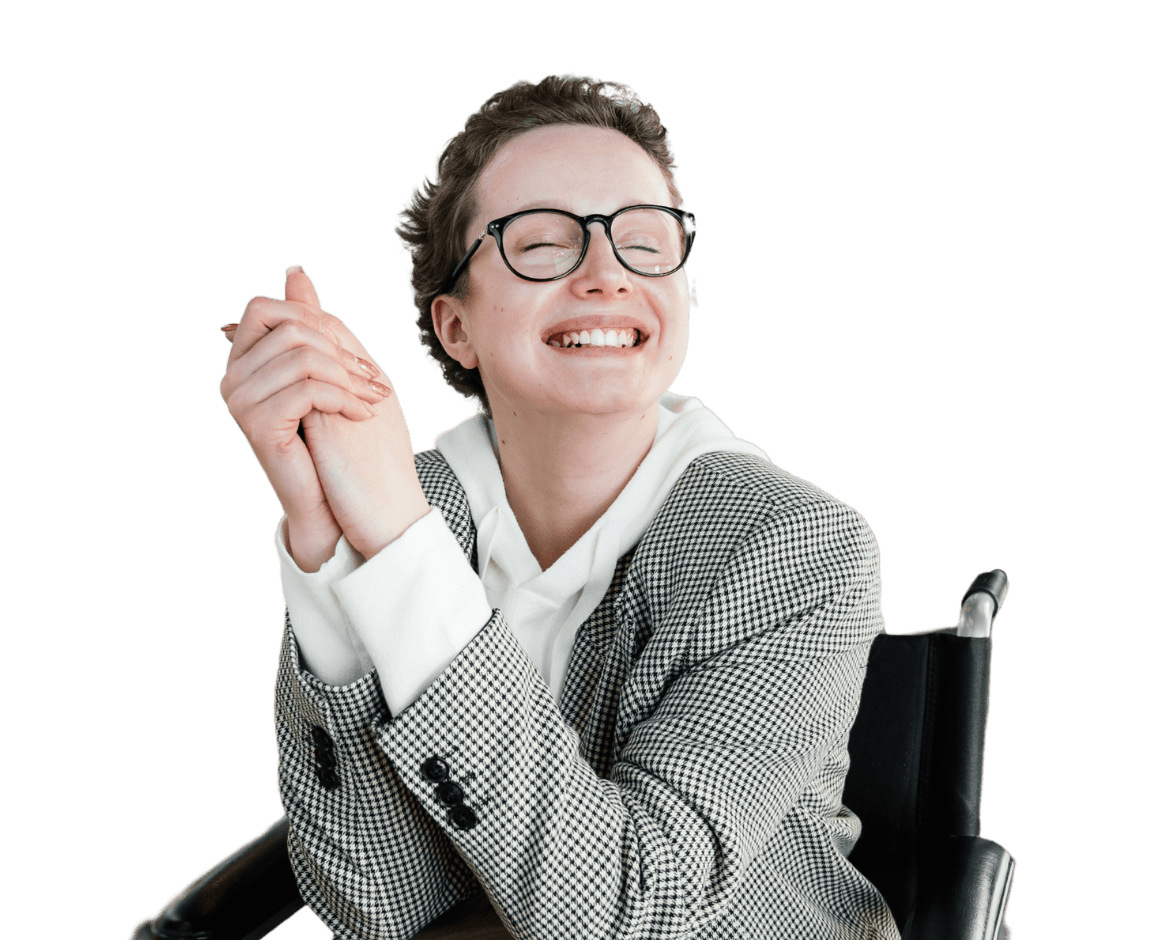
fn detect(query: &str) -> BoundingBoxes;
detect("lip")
[540,315,651,346]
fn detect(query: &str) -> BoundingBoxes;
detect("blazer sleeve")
[361,495,885,938]
[274,614,477,940]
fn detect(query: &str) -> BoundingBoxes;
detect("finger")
[285,265,321,309]
[219,317,373,403]
[223,317,387,403]
[280,276,372,365]
[314,313,384,372]
[229,295,333,363]
[242,381,377,444]
[225,344,391,422]
[222,317,385,400]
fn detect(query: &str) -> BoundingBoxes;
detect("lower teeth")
[549,334,640,348]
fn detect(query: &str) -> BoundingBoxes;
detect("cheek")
[664,301,691,374]
[663,289,691,345]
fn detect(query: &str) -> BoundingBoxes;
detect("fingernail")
[221,323,238,332]
[286,265,304,276]
[356,357,380,378]
[368,380,391,397]
[364,403,378,418]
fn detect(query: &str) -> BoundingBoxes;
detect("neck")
[491,402,661,570]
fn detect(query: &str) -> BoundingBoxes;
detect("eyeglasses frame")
[442,204,696,293]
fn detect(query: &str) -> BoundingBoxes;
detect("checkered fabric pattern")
[275,451,900,939]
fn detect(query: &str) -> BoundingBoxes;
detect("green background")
[6,3,1150,933]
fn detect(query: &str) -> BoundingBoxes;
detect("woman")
[220,76,898,939]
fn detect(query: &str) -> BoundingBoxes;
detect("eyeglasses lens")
[502,209,688,279]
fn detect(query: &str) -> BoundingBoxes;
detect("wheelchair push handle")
[956,569,1008,638]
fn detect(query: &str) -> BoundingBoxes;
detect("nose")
[569,221,631,297]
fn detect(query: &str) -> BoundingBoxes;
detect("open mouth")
[546,328,643,348]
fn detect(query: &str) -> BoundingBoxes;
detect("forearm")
[274,508,490,936]
[274,621,475,940]
[371,612,875,938]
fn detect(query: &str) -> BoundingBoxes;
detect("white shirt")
[279,393,768,715]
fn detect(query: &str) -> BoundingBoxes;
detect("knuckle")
[320,313,347,343]
[290,345,322,371]
[280,319,312,344]
[243,295,268,319]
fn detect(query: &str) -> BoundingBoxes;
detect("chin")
[558,386,663,419]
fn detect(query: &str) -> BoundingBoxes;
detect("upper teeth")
[548,328,639,348]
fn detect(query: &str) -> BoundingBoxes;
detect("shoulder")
[625,452,881,658]
[414,450,474,558]
[638,451,878,574]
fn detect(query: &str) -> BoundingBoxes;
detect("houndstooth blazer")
[275,450,900,939]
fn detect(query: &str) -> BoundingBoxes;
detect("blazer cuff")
[277,615,388,735]
[371,613,574,858]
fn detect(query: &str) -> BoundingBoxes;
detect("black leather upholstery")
[844,630,1013,939]
[906,836,1014,940]
[134,817,303,940]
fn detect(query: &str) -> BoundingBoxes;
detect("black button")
[448,806,477,830]
[421,757,449,782]
[317,767,339,790]
[310,726,332,747]
[435,782,464,807]
[314,745,336,769]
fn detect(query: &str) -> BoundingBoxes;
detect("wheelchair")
[135,570,1015,940]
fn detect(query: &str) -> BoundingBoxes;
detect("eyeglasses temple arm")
[443,231,488,293]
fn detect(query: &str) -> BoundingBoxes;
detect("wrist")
[348,491,432,560]
[285,513,342,573]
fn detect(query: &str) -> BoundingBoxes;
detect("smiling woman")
[218,76,899,939]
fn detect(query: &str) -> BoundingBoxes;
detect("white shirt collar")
[436,393,769,701]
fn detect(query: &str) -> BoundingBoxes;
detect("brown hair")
[396,75,681,416]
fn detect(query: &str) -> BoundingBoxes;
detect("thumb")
[285,265,321,309]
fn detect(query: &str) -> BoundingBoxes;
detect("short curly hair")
[396,75,681,416]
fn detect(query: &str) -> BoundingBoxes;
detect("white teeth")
[547,328,642,348]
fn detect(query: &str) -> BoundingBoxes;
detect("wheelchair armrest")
[134,816,304,940]
[904,836,1015,940]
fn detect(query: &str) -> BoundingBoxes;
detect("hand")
[220,267,391,571]
[282,274,431,560]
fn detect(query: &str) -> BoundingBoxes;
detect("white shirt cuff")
[332,508,492,716]
[276,517,373,686]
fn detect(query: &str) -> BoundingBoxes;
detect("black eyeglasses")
[443,205,696,292]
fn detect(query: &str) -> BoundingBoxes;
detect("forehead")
[474,125,674,221]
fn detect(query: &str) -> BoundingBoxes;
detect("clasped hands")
[220,267,431,572]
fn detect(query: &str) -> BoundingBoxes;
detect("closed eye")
[518,241,572,253]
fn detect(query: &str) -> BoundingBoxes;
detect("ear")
[431,294,479,370]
